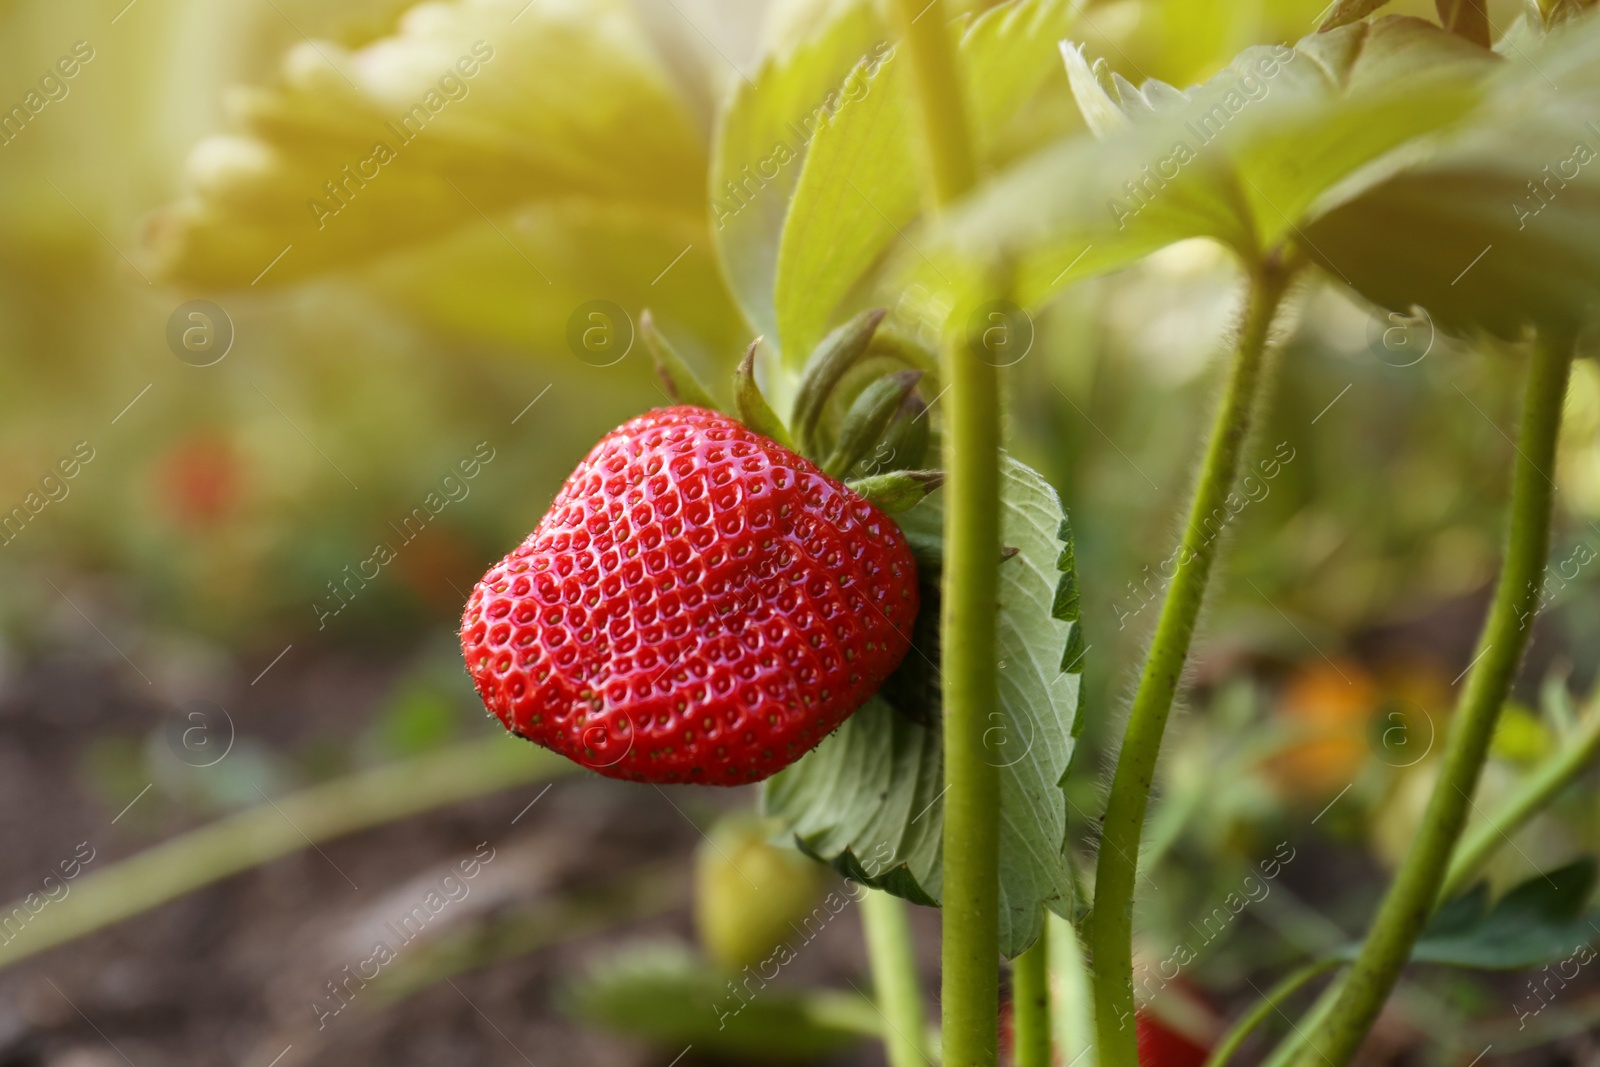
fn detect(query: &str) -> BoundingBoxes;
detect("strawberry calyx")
[643,304,940,489]
[790,308,889,457]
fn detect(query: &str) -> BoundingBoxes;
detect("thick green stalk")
[886,1,1000,1064]
[1090,262,1292,1067]
[1440,697,1600,901]
[0,735,571,971]
[862,889,933,1067]
[1012,938,1052,1067]
[1203,959,1342,1067]
[1292,335,1573,1067]
[937,315,1003,1067]
[889,0,977,204]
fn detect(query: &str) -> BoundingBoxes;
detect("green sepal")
[822,369,921,478]
[733,339,795,449]
[867,323,940,378]
[791,307,886,458]
[873,391,931,473]
[846,470,944,514]
[641,309,719,411]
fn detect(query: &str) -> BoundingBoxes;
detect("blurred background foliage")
[5,0,1584,695]
[5,0,1600,1062]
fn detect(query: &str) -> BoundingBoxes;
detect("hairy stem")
[1293,334,1572,1066]
[938,319,1003,1067]
[1440,695,1600,901]
[1013,937,1052,1067]
[1090,261,1293,1067]
[1203,959,1342,1067]
[862,889,933,1067]
[0,736,571,971]
[886,0,1000,1064]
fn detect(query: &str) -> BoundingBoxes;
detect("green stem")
[1440,696,1600,901]
[1012,937,1052,1067]
[1258,980,1340,1067]
[807,990,901,1039]
[886,1,1000,1064]
[888,0,977,205]
[1292,334,1572,1067]
[1090,261,1293,1067]
[936,122,1003,1067]
[862,888,933,1067]
[0,735,572,971]
[1047,914,1097,1067]
[1203,959,1342,1067]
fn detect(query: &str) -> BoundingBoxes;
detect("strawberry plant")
[9,1,1600,1066]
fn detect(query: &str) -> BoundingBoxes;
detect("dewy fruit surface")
[461,406,920,785]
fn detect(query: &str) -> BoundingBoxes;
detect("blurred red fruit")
[1138,1010,1211,1067]
[159,432,241,528]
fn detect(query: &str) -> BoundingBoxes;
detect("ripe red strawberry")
[460,406,920,785]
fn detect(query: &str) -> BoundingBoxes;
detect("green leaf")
[891,17,1494,320]
[563,941,878,1058]
[711,0,889,345]
[1060,43,1187,136]
[361,200,744,357]
[147,0,705,287]
[764,456,1085,959]
[774,0,1078,364]
[1300,14,1600,338]
[1373,859,1600,970]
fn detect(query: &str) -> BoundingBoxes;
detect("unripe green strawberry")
[695,813,826,970]
[460,406,920,785]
